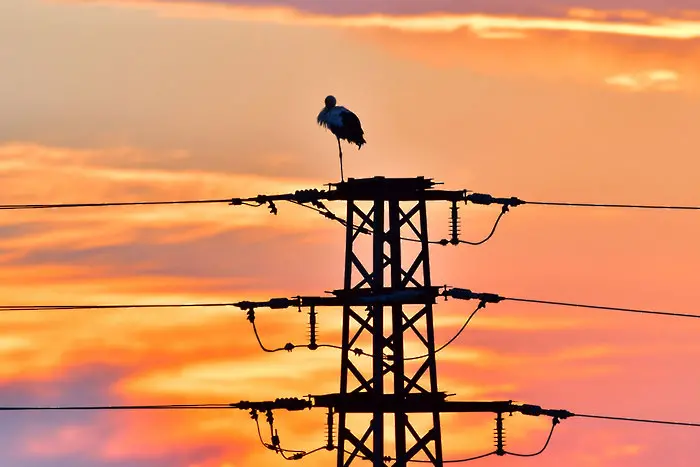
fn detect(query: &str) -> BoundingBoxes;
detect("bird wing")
[318,107,345,130]
[317,108,330,128]
[340,108,363,134]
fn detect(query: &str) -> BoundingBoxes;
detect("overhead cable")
[0,303,235,312]
[0,403,235,411]
[400,302,484,361]
[524,200,700,210]
[0,401,699,431]
[457,205,509,246]
[0,198,236,210]
[444,288,700,320]
[575,413,700,427]
[466,192,700,211]
[505,417,559,457]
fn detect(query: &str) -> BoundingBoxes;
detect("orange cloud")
[356,27,700,93]
[55,1,700,39]
[0,141,349,389]
[604,69,680,91]
[5,3,700,465]
[51,1,700,95]
[0,141,346,283]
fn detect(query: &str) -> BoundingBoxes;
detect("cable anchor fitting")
[270,429,281,452]
[466,193,524,208]
[265,409,275,429]
[267,200,278,215]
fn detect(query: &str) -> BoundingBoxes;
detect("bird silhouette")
[317,95,366,181]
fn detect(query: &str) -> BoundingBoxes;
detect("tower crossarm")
[228,177,468,207]
[442,401,574,420]
[310,394,571,419]
[230,394,573,422]
[233,287,442,311]
[233,397,313,412]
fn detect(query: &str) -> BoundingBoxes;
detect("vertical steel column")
[371,199,385,465]
[336,198,354,467]
[388,200,407,465]
[419,199,444,466]
[336,178,445,467]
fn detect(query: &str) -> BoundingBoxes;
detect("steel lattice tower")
[230,176,570,465]
[334,177,463,467]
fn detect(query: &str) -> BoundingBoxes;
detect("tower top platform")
[328,176,466,202]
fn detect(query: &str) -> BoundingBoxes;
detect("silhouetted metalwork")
[3,176,700,464]
[333,176,454,466]
[234,177,569,466]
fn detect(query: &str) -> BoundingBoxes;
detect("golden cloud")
[0,141,344,384]
[605,69,681,91]
[52,1,700,95]
[0,142,338,254]
[56,1,700,39]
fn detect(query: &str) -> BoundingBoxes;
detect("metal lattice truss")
[337,196,443,467]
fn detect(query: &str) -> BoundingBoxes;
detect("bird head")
[324,95,337,108]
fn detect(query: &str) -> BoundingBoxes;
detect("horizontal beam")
[0,396,572,421]
[234,287,442,311]
[233,394,573,420]
[313,392,449,413]
[312,394,571,418]
[229,176,468,205]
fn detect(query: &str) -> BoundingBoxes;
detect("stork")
[317,95,366,181]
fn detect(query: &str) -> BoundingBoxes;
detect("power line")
[2,191,698,213]
[1,403,699,429]
[442,451,497,463]
[5,176,699,465]
[444,288,700,320]
[246,302,486,362]
[524,200,700,210]
[505,418,559,457]
[288,200,372,235]
[457,206,508,246]
[401,303,483,361]
[248,314,348,355]
[504,296,700,320]
[0,403,235,411]
[466,192,700,212]
[574,413,700,427]
[0,303,236,312]
[0,198,236,210]
[375,450,498,463]
[250,409,328,461]
[3,290,697,322]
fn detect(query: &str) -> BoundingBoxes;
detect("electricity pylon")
[332,176,462,466]
[233,176,568,466]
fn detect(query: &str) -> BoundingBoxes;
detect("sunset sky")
[1,0,700,465]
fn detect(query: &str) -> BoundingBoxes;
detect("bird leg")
[337,137,344,182]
